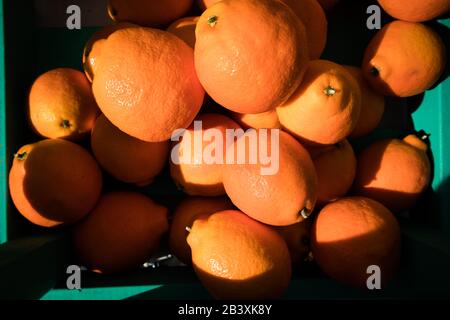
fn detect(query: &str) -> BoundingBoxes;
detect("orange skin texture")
[282,0,328,59]
[223,130,318,226]
[170,113,241,196]
[28,68,100,141]
[230,110,281,130]
[317,0,339,10]
[187,210,292,299]
[344,66,385,138]
[167,16,199,49]
[9,139,102,227]
[362,21,446,97]
[195,0,309,114]
[91,115,169,185]
[92,27,204,142]
[73,192,169,274]
[277,60,362,146]
[309,139,356,205]
[378,0,450,22]
[107,0,193,27]
[82,23,138,82]
[199,0,327,59]
[274,220,311,265]
[169,196,234,264]
[311,197,401,288]
[353,135,431,213]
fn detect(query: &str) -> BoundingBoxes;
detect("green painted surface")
[41,285,163,300]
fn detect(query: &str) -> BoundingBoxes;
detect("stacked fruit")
[8,0,448,299]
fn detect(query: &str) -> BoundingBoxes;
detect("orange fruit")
[82,23,137,82]
[344,66,385,138]
[277,60,362,145]
[197,0,217,10]
[169,196,234,264]
[282,0,328,59]
[187,210,292,299]
[274,221,311,265]
[92,27,204,142]
[230,110,281,130]
[91,114,169,186]
[311,197,401,288]
[9,139,102,227]
[378,0,450,22]
[170,113,241,196]
[362,21,446,97]
[107,0,193,27]
[28,68,100,140]
[223,130,318,226]
[73,192,169,274]
[309,139,356,205]
[353,134,431,213]
[195,0,309,114]
[317,0,339,10]
[167,16,199,49]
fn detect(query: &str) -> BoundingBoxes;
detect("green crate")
[1,0,450,300]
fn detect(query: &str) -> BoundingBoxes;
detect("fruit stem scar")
[207,15,218,27]
[324,86,336,96]
[61,119,71,129]
[370,66,380,77]
[335,141,344,149]
[300,208,311,219]
[14,151,28,161]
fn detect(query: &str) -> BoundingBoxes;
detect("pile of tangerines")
[8,0,448,299]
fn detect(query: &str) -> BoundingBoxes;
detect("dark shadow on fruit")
[426,20,450,88]
[311,225,401,291]
[405,93,425,114]
[378,96,415,131]
[355,187,425,214]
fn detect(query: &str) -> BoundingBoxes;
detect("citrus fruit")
[92,27,204,142]
[28,68,100,140]
[91,114,169,186]
[167,16,199,48]
[9,139,102,227]
[170,113,241,196]
[377,0,450,22]
[353,134,431,213]
[311,197,401,288]
[107,0,193,27]
[223,130,318,226]
[309,139,356,205]
[277,60,361,145]
[169,196,234,264]
[195,0,309,114]
[344,65,385,138]
[73,192,169,274]
[362,21,446,97]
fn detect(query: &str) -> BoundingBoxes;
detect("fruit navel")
[207,15,218,27]
[370,66,380,77]
[61,119,71,129]
[300,207,312,219]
